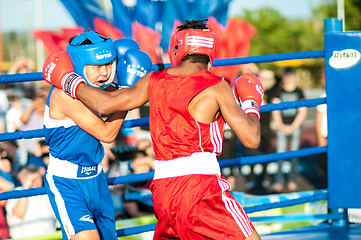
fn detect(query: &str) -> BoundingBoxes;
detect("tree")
[236,7,325,86]
[241,7,324,57]
[313,0,361,31]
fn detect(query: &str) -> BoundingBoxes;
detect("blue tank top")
[43,86,104,166]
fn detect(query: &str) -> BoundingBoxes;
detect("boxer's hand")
[113,38,152,88]
[117,49,152,87]
[43,51,85,98]
[234,73,264,120]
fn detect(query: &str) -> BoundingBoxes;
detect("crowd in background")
[0,57,328,239]
[220,63,327,195]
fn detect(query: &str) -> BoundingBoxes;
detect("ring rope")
[234,189,326,205]
[249,213,342,222]
[0,98,326,142]
[0,146,326,202]
[219,146,327,168]
[0,50,324,83]
[115,189,330,237]
[243,190,328,214]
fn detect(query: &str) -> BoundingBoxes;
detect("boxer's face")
[85,60,114,88]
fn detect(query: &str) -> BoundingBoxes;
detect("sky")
[228,0,323,18]
[0,0,323,32]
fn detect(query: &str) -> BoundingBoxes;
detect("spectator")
[136,138,154,158]
[103,138,155,219]
[18,90,47,166]
[0,146,15,240]
[0,85,9,133]
[0,141,20,181]
[5,96,24,133]
[6,165,56,239]
[316,71,327,188]
[123,150,154,218]
[242,69,279,194]
[252,70,278,191]
[26,139,49,177]
[121,108,142,146]
[7,57,36,75]
[7,56,37,99]
[101,140,126,219]
[269,67,307,193]
[230,69,277,194]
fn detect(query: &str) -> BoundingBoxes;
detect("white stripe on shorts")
[217,175,253,237]
[46,173,75,239]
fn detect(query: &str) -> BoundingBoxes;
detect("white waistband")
[153,152,221,179]
[47,155,102,179]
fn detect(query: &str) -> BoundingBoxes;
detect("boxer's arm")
[214,81,261,149]
[76,72,151,115]
[52,87,127,143]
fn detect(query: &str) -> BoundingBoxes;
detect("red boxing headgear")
[168,28,215,67]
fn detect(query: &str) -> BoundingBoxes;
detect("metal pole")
[26,0,34,60]
[337,0,345,31]
[0,0,3,63]
[34,0,44,72]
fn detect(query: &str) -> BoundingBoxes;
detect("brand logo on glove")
[127,64,148,77]
[63,73,80,95]
[251,100,259,110]
[96,50,112,60]
[256,84,264,97]
[44,62,56,81]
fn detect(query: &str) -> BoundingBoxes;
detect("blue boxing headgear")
[67,31,117,89]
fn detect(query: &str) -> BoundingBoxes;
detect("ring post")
[324,18,343,32]
[324,18,361,215]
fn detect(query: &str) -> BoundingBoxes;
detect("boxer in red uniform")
[44,19,263,240]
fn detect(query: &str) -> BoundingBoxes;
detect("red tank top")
[148,67,225,160]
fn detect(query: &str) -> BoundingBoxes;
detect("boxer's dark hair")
[177,19,210,64]
[177,19,208,31]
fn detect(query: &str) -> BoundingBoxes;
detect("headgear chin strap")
[67,31,117,89]
[168,28,215,68]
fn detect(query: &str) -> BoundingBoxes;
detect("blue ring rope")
[0,146,327,201]
[249,213,342,222]
[0,50,324,83]
[233,189,327,205]
[243,190,328,214]
[116,223,157,237]
[219,146,327,168]
[114,189,329,237]
[0,98,326,141]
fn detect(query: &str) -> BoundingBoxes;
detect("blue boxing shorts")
[44,157,117,240]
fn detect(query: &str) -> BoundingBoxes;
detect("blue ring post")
[324,18,343,33]
[324,18,361,211]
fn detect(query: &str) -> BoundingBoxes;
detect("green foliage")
[233,7,327,86]
[240,7,324,56]
[313,0,361,30]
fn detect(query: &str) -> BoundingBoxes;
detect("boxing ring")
[0,17,361,239]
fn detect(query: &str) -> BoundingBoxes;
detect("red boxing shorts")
[150,174,255,240]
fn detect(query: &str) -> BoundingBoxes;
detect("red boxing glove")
[42,51,85,99]
[234,73,264,120]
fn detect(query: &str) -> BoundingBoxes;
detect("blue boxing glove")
[117,49,152,87]
[114,38,140,55]
[114,38,152,88]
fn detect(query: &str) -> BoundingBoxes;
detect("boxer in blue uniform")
[42,31,151,240]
